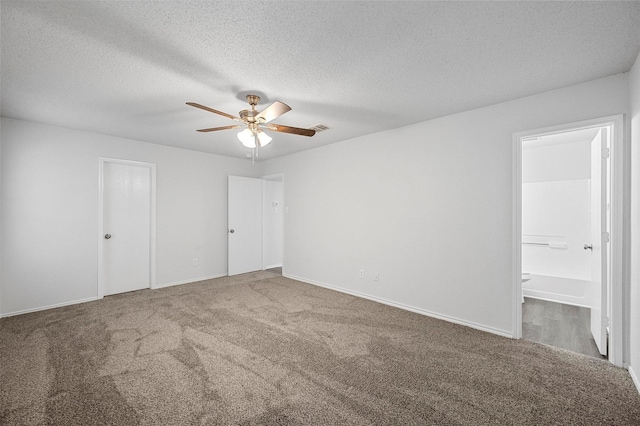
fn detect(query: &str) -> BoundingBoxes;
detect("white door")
[589,129,608,356]
[228,176,263,276]
[102,161,152,296]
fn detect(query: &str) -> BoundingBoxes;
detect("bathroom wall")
[522,138,592,280]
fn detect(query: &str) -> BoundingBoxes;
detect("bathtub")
[522,274,590,308]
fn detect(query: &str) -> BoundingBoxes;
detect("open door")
[589,129,609,356]
[228,176,263,276]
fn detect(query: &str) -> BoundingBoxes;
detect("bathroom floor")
[522,297,605,359]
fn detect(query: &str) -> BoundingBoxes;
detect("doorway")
[98,158,156,297]
[262,174,284,271]
[513,116,624,366]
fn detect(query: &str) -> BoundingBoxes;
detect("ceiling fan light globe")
[257,130,272,147]
[237,128,256,148]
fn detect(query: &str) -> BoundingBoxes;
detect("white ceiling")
[2,1,639,161]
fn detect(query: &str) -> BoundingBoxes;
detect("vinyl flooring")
[522,297,606,359]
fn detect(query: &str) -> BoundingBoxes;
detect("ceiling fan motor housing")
[240,95,265,123]
[239,109,259,123]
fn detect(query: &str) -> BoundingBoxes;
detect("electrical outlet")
[192,258,198,266]
[358,270,365,279]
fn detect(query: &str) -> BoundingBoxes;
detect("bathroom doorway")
[513,116,624,366]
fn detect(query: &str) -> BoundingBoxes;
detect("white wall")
[629,52,640,390]
[0,118,260,316]
[522,180,590,279]
[522,140,591,280]
[263,74,629,336]
[522,140,591,183]
[0,118,3,313]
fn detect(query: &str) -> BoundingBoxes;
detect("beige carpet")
[2,270,639,425]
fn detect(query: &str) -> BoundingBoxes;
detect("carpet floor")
[2,270,640,425]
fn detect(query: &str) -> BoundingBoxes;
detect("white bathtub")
[522,274,590,308]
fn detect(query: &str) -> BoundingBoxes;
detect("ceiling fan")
[186,95,315,149]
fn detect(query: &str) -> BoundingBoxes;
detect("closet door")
[228,176,262,276]
[102,161,153,295]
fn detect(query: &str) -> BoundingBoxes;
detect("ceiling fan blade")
[266,123,316,137]
[186,102,242,122]
[255,101,291,123]
[197,125,243,132]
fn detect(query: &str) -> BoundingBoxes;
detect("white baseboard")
[0,274,227,318]
[629,365,640,395]
[284,274,514,339]
[153,273,227,289]
[1,296,98,318]
[1,274,229,318]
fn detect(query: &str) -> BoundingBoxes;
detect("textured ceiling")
[1,1,639,161]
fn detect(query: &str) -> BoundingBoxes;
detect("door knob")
[584,244,593,250]
[229,229,235,234]
[105,234,112,239]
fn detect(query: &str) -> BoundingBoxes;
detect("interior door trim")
[512,114,625,367]
[261,173,285,271]
[98,157,157,299]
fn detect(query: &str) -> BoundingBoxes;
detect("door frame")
[98,158,157,299]
[512,115,625,367]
